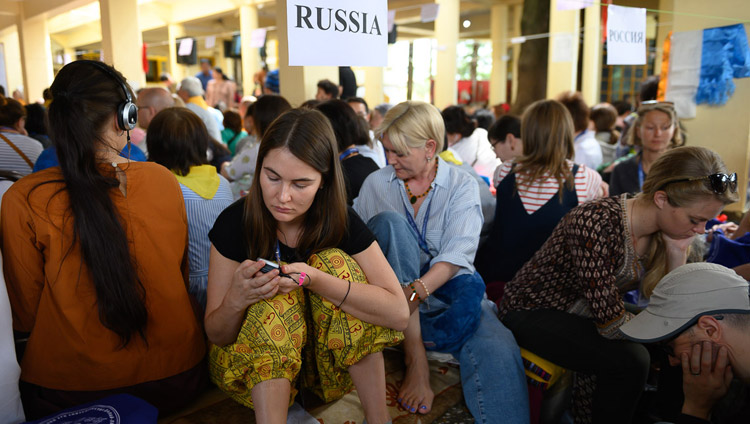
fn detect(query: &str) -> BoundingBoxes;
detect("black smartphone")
[256,258,292,279]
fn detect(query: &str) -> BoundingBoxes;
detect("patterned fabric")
[354,157,483,277]
[208,248,403,409]
[499,195,641,340]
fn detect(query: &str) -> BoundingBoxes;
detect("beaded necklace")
[404,160,438,204]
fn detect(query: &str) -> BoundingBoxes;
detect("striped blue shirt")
[354,157,483,276]
[181,175,234,308]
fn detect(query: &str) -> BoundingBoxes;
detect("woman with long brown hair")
[1,60,206,418]
[205,108,408,424]
[477,99,603,290]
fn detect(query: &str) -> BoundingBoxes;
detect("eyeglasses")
[658,173,737,194]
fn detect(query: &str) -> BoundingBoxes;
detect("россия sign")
[287,0,388,66]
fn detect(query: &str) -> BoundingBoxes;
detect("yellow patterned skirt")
[208,248,404,409]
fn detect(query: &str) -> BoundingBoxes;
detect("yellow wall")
[668,0,750,212]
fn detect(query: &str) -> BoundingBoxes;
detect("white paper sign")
[551,33,575,62]
[205,35,216,49]
[420,4,440,23]
[606,5,646,65]
[557,0,593,11]
[250,28,267,48]
[287,0,387,66]
[178,38,194,57]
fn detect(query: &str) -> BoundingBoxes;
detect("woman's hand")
[661,232,695,271]
[223,259,281,311]
[279,262,315,293]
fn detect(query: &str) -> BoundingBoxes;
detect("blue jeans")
[367,211,529,424]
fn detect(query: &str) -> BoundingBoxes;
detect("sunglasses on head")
[658,173,737,194]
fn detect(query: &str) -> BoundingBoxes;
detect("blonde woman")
[500,146,738,423]
[355,101,529,423]
[610,101,684,196]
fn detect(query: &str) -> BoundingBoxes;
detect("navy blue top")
[477,165,579,283]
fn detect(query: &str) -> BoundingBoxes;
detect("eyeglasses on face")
[657,173,737,194]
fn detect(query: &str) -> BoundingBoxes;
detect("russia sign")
[287,0,388,66]
[606,5,647,65]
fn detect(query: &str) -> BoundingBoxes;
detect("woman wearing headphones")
[0,60,206,418]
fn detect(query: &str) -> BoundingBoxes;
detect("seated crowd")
[1,60,748,424]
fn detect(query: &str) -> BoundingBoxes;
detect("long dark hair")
[244,108,347,259]
[46,60,147,347]
[252,95,292,138]
[315,99,370,152]
[147,107,209,176]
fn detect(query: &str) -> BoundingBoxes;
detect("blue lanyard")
[339,147,359,161]
[638,160,645,191]
[402,196,433,258]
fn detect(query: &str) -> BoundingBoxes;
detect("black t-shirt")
[209,198,376,263]
[342,154,379,205]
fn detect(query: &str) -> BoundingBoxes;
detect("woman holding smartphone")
[205,108,409,424]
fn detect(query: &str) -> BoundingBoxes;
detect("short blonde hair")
[375,101,445,156]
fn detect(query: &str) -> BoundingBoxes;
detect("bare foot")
[397,355,434,414]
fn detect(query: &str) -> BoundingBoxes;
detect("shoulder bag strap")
[0,132,34,169]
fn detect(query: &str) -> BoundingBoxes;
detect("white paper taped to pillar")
[606,5,646,65]
[286,0,387,66]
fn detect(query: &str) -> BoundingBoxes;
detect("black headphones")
[81,60,138,132]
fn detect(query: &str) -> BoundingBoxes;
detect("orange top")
[1,162,205,391]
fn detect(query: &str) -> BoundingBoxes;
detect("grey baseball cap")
[620,263,750,343]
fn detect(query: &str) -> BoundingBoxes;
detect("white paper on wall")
[552,33,575,63]
[420,4,440,23]
[557,0,593,11]
[287,0,388,66]
[606,5,647,65]
[178,38,194,56]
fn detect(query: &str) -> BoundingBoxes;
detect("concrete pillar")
[511,4,522,104]
[275,0,337,106]
[99,0,145,88]
[364,66,384,107]
[489,3,509,106]
[434,0,459,109]
[546,0,580,99]
[17,15,53,103]
[239,4,260,98]
[581,3,601,106]
[167,24,185,82]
